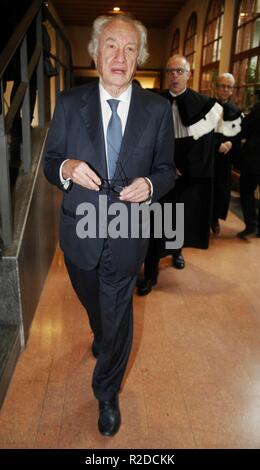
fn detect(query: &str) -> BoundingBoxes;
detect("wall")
[0,132,60,408]
[65,26,92,68]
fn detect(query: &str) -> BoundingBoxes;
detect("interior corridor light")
[113,7,121,12]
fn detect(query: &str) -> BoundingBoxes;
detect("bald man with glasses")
[138,54,222,296]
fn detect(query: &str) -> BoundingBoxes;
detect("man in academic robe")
[137,54,222,296]
[212,73,243,234]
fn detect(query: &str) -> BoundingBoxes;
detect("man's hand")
[218,141,232,155]
[62,160,101,190]
[119,177,151,202]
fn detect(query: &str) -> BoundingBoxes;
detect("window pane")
[232,84,239,102]
[243,22,253,50]
[248,56,257,82]
[237,87,245,108]
[248,0,256,18]
[217,38,222,60]
[206,43,214,63]
[213,40,218,61]
[191,14,197,34]
[208,2,213,22]
[187,38,192,54]
[211,0,224,18]
[204,26,208,45]
[214,18,219,40]
[245,85,255,109]
[171,30,180,54]
[201,71,211,89]
[191,53,195,69]
[239,0,257,25]
[219,13,224,36]
[233,61,240,83]
[235,27,244,52]
[239,58,249,85]
[252,17,260,47]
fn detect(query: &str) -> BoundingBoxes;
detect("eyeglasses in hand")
[99,161,130,195]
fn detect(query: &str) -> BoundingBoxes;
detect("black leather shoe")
[98,396,121,437]
[237,228,256,240]
[172,253,185,269]
[92,338,101,359]
[137,277,157,296]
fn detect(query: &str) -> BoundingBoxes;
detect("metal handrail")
[0,0,43,80]
[0,0,73,250]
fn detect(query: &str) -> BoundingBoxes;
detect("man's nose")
[116,48,126,62]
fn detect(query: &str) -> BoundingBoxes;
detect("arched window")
[200,0,225,95]
[171,29,180,55]
[184,13,197,87]
[232,0,260,110]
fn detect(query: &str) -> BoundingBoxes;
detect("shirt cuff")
[59,159,71,184]
[145,177,153,205]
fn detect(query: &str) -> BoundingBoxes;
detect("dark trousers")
[212,153,232,222]
[144,244,181,280]
[65,241,137,401]
[240,172,260,231]
[143,206,181,281]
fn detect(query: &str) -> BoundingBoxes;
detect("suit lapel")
[114,85,150,180]
[79,82,108,178]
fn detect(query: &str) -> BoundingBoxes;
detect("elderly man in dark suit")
[44,15,175,436]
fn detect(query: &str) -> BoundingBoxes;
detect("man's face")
[94,19,140,94]
[166,56,191,94]
[215,77,234,102]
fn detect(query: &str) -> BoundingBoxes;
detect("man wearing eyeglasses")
[44,15,175,437]
[212,73,243,234]
[138,54,222,296]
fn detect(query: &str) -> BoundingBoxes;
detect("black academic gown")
[213,101,243,221]
[160,88,222,251]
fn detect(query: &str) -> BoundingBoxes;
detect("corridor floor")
[1,211,260,449]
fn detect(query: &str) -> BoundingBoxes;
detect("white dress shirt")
[169,88,189,139]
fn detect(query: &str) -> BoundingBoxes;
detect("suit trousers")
[65,240,137,401]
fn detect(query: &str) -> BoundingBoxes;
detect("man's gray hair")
[217,73,235,84]
[88,15,149,66]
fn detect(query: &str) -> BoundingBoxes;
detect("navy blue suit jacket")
[44,81,175,274]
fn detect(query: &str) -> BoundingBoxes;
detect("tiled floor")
[1,210,260,449]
